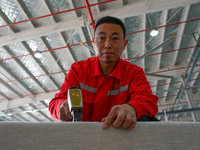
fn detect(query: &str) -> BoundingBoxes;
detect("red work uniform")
[49,56,158,121]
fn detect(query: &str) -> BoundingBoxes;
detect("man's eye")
[113,37,119,40]
[98,37,104,40]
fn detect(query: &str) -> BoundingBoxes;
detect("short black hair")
[94,16,126,39]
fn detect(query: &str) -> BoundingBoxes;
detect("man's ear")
[123,39,128,49]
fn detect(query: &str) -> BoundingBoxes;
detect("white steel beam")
[40,0,76,63]
[1,46,46,91]
[158,10,168,70]
[0,90,58,111]
[162,78,172,102]
[0,66,31,95]
[69,0,93,58]
[96,0,200,19]
[184,85,200,121]
[190,72,199,87]
[157,9,169,102]
[0,18,84,47]
[0,0,198,47]
[13,0,35,28]
[172,5,190,66]
[147,66,200,81]
[141,14,146,69]
[9,1,67,90]
[120,18,128,60]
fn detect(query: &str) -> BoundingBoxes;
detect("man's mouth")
[102,52,114,55]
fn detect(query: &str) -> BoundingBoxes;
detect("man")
[49,16,158,131]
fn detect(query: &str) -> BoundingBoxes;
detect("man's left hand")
[102,104,137,131]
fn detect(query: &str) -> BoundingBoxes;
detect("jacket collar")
[93,56,122,79]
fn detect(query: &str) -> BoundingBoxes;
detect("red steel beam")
[158,94,177,99]
[2,72,200,87]
[151,77,200,88]
[0,41,92,61]
[125,46,196,61]
[158,101,187,107]
[5,99,200,112]
[0,45,198,84]
[151,64,200,74]
[0,89,60,101]
[150,81,181,88]
[0,17,199,62]
[0,70,69,84]
[0,45,199,85]
[6,99,200,112]
[84,0,95,30]
[1,65,200,86]
[126,18,200,35]
[158,99,200,107]
[0,45,195,62]
[3,72,199,87]
[1,89,199,101]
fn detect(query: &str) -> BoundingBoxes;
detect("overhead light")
[34,50,42,58]
[150,28,159,37]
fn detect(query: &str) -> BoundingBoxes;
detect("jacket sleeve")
[126,67,158,120]
[48,63,79,120]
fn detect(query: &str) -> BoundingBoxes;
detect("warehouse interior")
[0,0,200,122]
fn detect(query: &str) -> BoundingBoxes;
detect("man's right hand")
[59,100,73,122]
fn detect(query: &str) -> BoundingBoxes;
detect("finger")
[59,107,73,121]
[64,104,74,118]
[120,113,132,129]
[101,117,106,122]
[63,105,71,116]
[125,117,137,131]
[59,114,73,122]
[112,112,125,128]
[102,116,115,130]
[102,109,118,130]
[59,105,73,121]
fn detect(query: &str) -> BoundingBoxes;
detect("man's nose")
[104,38,112,49]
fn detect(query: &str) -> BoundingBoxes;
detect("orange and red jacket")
[49,57,158,121]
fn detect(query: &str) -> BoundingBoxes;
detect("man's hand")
[59,100,73,122]
[102,104,137,131]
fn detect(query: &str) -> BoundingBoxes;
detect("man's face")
[93,23,128,65]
